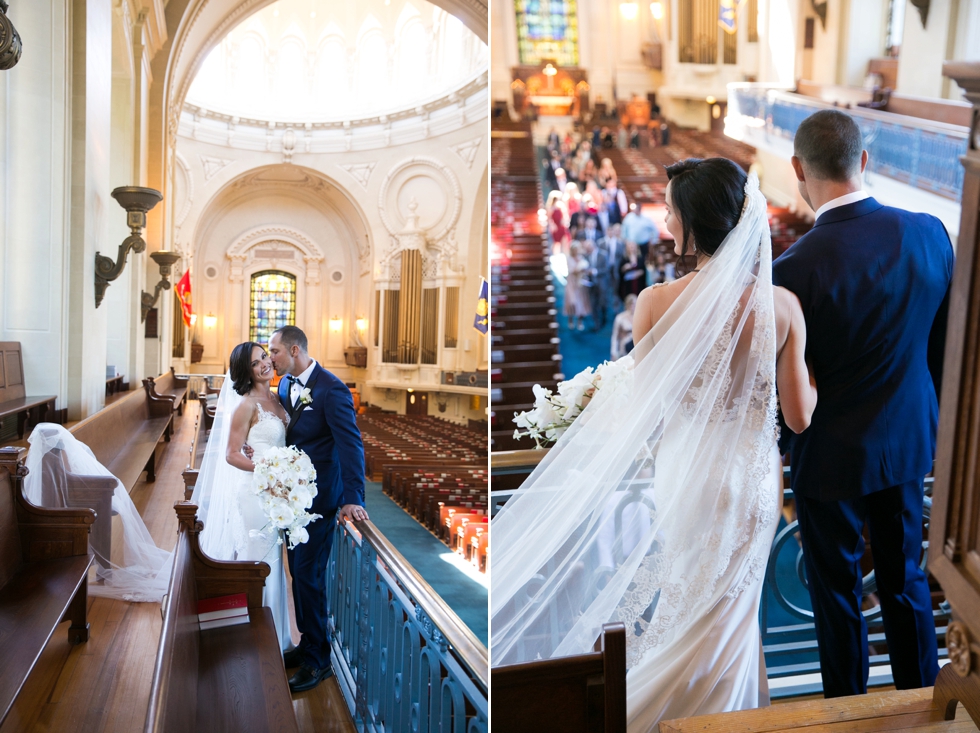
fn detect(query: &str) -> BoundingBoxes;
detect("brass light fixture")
[0,2,23,71]
[140,251,182,322]
[95,186,163,308]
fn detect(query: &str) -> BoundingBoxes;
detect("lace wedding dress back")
[491,174,781,730]
[197,383,293,652]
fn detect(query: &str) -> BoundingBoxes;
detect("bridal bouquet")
[251,446,322,550]
[513,357,634,448]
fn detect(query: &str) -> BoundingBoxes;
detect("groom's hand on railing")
[338,504,369,523]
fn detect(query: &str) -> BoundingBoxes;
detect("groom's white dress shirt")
[289,360,318,408]
[814,190,869,221]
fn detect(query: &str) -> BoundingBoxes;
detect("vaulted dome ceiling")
[185,0,488,122]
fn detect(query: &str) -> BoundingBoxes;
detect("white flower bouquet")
[513,356,634,448]
[251,445,322,549]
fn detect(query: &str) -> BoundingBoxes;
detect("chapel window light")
[514,0,579,67]
[249,271,297,345]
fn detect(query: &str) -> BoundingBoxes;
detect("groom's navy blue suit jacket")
[773,197,953,501]
[279,363,365,514]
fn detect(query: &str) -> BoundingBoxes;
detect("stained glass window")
[250,271,297,345]
[515,0,579,67]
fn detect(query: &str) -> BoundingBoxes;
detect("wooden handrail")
[490,448,549,472]
[352,518,488,690]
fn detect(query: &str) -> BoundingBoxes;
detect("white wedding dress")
[197,383,293,653]
[492,174,781,730]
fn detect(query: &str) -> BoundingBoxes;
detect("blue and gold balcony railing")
[726,83,969,201]
[490,449,950,698]
[327,519,488,733]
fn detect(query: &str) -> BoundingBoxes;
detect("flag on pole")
[473,278,489,334]
[175,270,193,327]
[719,0,738,33]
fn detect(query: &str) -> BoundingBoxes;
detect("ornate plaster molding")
[377,155,463,243]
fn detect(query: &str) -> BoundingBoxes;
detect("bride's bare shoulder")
[634,279,684,341]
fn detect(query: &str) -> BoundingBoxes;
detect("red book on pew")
[198,593,249,630]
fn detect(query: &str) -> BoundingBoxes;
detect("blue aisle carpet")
[365,481,488,646]
[553,271,617,379]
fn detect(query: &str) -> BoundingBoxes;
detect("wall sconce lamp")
[0,2,23,70]
[619,2,639,19]
[329,315,343,332]
[355,316,368,332]
[204,313,217,329]
[95,186,163,308]
[650,1,664,20]
[140,251,181,322]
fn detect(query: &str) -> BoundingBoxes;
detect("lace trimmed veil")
[490,173,780,669]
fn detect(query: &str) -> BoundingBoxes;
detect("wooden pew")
[53,386,176,566]
[142,367,188,417]
[0,447,95,726]
[71,386,173,488]
[0,342,57,439]
[491,622,627,733]
[145,501,298,733]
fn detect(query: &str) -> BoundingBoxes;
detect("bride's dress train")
[491,173,780,730]
[198,394,293,653]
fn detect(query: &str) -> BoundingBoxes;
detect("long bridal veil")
[24,425,172,602]
[490,174,780,673]
[194,373,279,564]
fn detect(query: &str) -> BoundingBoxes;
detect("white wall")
[896,0,959,98]
[0,0,71,404]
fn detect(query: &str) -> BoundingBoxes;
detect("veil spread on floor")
[24,425,172,602]
[490,173,780,672]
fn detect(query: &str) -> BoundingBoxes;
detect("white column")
[2,0,71,402]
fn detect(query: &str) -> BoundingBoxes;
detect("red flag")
[175,270,193,327]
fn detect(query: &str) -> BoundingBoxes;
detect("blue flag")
[474,278,489,334]
[719,0,737,33]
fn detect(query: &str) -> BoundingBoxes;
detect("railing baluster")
[327,520,488,731]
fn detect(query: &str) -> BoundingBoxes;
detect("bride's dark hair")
[665,157,747,260]
[229,341,263,395]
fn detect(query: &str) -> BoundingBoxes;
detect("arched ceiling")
[184,0,487,122]
[165,0,486,137]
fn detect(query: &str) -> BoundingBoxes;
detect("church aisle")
[0,404,354,733]
[365,481,488,645]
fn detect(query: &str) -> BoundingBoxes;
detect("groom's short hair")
[794,109,863,182]
[273,325,308,353]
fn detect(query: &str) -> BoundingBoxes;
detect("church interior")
[490,0,980,730]
[0,0,488,731]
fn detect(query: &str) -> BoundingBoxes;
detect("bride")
[194,341,294,653]
[491,160,816,729]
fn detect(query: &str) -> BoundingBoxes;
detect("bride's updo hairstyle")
[229,341,263,395]
[665,157,747,260]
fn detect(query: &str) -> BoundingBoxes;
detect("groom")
[268,325,368,693]
[773,109,952,698]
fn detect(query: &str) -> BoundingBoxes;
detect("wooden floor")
[1,402,355,733]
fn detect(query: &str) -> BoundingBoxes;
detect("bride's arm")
[774,286,817,434]
[225,399,256,472]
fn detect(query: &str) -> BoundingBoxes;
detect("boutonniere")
[299,387,313,408]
